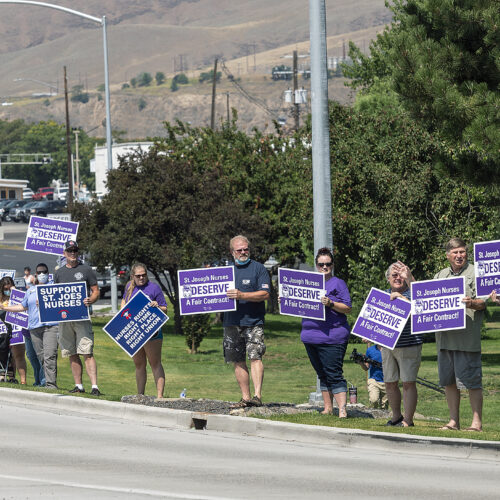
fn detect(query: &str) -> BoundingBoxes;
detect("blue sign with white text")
[103,291,169,357]
[37,282,89,323]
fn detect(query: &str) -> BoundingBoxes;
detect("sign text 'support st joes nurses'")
[37,282,89,323]
[25,216,79,256]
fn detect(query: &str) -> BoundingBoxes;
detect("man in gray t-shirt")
[54,240,101,396]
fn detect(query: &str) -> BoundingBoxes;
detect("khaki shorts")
[223,325,266,363]
[381,344,422,383]
[367,378,388,409]
[59,320,94,357]
[438,349,482,389]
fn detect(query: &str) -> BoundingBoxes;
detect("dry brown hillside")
[0,0,390,136]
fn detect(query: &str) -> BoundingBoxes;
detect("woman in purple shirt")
[301,248,352,417]
[121,263,168,398]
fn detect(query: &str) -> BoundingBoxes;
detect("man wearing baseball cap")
[55,240,101,395]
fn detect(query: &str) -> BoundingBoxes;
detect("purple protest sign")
[411,277,466,334]
[474,240,500,298]
[24,216,79,256]
[278,268,325,320]
[178,266,236,315]
[351,288,411,350]
[0,320,24,345]
[5,289,29,329]
[9,326,26,345]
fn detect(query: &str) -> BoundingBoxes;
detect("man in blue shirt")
[224,235,270,408]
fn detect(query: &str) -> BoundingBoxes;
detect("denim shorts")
[303,342,348,394]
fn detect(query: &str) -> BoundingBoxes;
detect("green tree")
[0,119,98,191]
[344,0,500,183]
[70,84,89,104]
[170,79,178,92]
[71,148,270,336]
[137,72,153,87]
[199,70,221,83]
[155,72,166,86]
[299,103,498,315]
[173,73,189,85]
[138,97,147,111]
[130,78,137,88]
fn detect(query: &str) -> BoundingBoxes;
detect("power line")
[220,61,280,120]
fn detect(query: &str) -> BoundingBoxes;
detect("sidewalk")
[0,224,27,247]
[0,387,498,461]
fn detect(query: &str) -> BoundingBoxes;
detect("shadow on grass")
[482,353,500,366]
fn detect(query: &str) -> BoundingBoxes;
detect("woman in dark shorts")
[121,263,168,398]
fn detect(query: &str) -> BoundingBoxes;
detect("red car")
[32,187,54,200]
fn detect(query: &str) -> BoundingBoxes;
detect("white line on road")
[0,473,233,500]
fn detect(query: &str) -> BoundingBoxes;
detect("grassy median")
[4,304,499,441]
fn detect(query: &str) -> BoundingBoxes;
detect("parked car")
[23,188,34,200]
[32,187,54,201]
[93,265,130,298]
[12,201,38,222]
[27,200,66,218]
[3,199,31,221]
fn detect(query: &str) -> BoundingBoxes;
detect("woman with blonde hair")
[121,263,167,398]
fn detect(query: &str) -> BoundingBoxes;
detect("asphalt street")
[0,400,498,500]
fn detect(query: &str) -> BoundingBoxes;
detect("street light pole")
[0,1,113,174]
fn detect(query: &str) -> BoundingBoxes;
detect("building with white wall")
[91,142,153,196]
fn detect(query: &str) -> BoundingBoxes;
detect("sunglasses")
[233,248,249,254]
[134,274,147,278]
[317,262,333,268]
[66,249,79,253]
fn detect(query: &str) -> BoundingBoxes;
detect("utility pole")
[210,58,218,130]
[293,50,300,131]
[226,92,230,124]
[309,0,333,404]
[64,66,73,207]
[73,129,80,201]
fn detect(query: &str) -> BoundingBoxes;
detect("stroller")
[0,320,17,384]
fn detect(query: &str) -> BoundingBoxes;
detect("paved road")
[0,402,498,499]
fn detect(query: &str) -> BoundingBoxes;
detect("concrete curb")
[1,387,498,461]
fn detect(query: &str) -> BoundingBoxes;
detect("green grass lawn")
[5,305,500,442]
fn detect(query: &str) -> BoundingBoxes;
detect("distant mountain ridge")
[0,1,391,136]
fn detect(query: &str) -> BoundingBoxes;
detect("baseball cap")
[64,240,79,251]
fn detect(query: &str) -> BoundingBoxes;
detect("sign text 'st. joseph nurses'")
[178,266,236,315]
[474,240,500,297]
[351,288,411,350]
[411,277,466,334]
[25,216,79,256]
[279,268,326,321]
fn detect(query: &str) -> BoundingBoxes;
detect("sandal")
[229,399,251,409]
[439,425,459,431]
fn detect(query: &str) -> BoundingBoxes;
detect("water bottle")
[180,388,187,398]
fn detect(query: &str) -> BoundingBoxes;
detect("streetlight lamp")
[0,1,113,174]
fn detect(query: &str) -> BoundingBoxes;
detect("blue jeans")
[24,334,46,386]
[304,342,347,394]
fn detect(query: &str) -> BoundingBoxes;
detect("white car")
[23,188,34,199]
